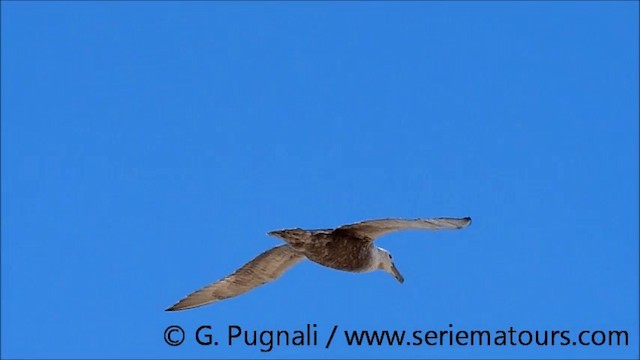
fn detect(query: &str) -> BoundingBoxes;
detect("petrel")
[166,217,471,311]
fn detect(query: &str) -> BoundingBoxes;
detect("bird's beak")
[390,262,404,284]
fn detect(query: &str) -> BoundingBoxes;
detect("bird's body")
[272,229,375,272]
[166,217,471,311]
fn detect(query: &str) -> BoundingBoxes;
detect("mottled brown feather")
[334,217,472,242]
[166,245,304,311]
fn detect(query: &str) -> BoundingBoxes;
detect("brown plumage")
[166,217,471,311]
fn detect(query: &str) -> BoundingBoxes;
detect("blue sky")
[1,2,638,359]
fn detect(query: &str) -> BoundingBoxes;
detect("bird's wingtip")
[462,217,472,227]
[165,304,180,311]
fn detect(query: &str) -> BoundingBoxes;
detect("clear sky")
[1,2,638,359]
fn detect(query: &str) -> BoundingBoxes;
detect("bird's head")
[375,247,404,283]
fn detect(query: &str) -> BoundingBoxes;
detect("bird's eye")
[389,254,393,259]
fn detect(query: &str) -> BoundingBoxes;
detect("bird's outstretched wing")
[334,217,472,241]
[166,245,304,311]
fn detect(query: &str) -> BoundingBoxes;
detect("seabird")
[166,217,471,311]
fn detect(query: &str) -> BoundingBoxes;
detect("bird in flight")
[166,217,472,311]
